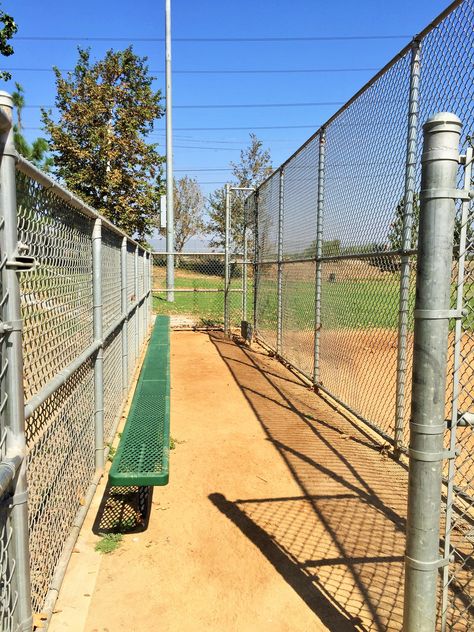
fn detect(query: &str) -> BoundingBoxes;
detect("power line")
[23,101,343,110]
[5,66,380,75]
[21,129,244,150]
[174,145,241,151]
[160,125,320,131]
[23,119,323,133]
[14,34,410,42]
[178,101,342,109]
[19,125,298,145]
[174,168,232,172]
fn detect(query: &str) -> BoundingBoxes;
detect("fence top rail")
[16,154,149,253]
[249,0,464,197]
[152,251,226,256]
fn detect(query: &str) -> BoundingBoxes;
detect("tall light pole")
[165,0,174,301]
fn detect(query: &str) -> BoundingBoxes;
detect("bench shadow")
[92,483,154,535]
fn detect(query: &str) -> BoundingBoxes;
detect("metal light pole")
[165,0,174,302]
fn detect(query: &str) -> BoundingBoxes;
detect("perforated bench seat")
[109,315,170,486]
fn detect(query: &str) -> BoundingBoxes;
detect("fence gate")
[152,188,254,332]
[440,148,474,630]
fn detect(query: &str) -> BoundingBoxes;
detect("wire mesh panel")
[0,350,16,631]
[16,172,94,402]
[128,313,137,381]
[254,174,280,347]
[25,358,95,614]
[0,497,15,632]
[227,257,247,330]
[319,53,411,439]
[281,261,316,380]
[279,137,319,375]
[102,228,122,334]
[257,172,280,263]
[282,137,319,261]
[152,253,235,328]
[103,329,123,443]
[138,250,145,298]
[255,263,278,351]
[127,243,135,305]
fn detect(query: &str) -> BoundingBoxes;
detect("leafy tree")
[42,47,164,241]
[388,191,471,257]
[387,194,420,252]
[12,83,53,171]
[0,5,17,81]
[163,176,205,252]
[207,133,272,251]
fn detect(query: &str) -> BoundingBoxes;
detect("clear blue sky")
[1,0,451,247]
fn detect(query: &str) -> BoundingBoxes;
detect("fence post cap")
[423,112,462,133]
[0,91,12,108]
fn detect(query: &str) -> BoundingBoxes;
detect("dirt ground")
[49,330,413,632]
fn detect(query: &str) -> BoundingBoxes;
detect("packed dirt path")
[50,331,409,632]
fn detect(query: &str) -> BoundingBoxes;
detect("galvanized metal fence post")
[224,184,230,336]
[134,245,139,357]
[149,251,153,329]
[253,190,259,335]
[146,251,151,332]
[121,237,128,395]
[276,168,284,356]
[92,219,104,471]
[313,129,326,386]
[394,39,421,452]
[242,226,248,322]
[403,112,462,632]
[0,91,33,631]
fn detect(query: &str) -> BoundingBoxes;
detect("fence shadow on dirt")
[92,484,154,535]
[208,332,408,631]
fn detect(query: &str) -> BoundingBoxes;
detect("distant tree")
[0,5,17,80]
[207,133,272,251]
[42,47,164,241]
[387,194,420,252]
[388,191,471,258]
[303,238,341,258]
[163,176,205,252]
[12,83,53,171]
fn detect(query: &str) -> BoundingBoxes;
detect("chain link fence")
[152,252,251,330]
[250,1,474,628]
[0,91,152,629]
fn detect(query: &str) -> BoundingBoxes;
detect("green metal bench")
[109,315,170,486]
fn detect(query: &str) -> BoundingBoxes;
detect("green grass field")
[153,273,252,326]
[153,270,473,332]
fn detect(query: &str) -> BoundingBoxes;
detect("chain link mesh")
[103,329,123,443]
[17,172,94,402]
[415,2,474,628]
[0,181,16,632]
[102,228,122,334]
[252,1,474,628]
[152,253,248,329]
[319,52,411,437]
[0,398,17,630]
[7,166,151,621]
[26,358,95,614]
